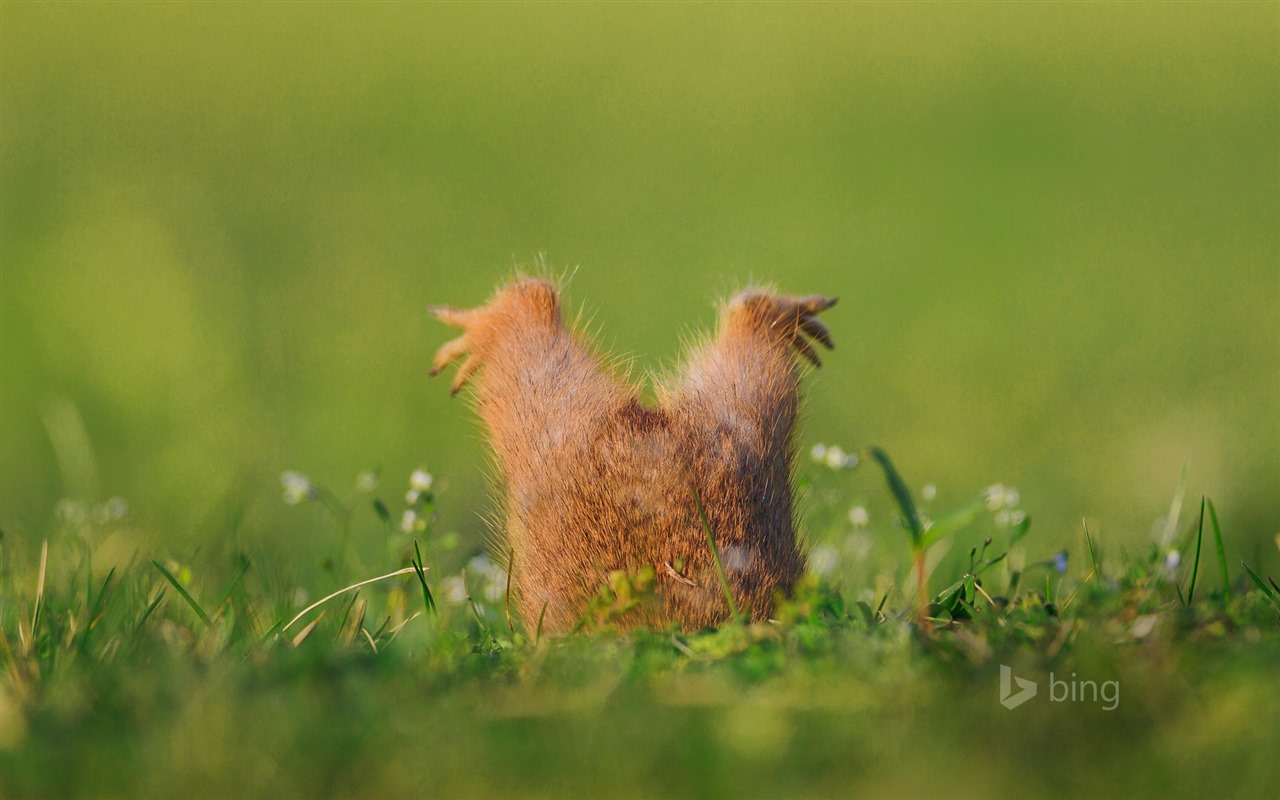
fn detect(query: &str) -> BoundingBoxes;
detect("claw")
[430,336,470,377]
[427,305,474,328]
[799,296,838,315]
[450,355,480,396]
[791,335,822,367]
[799,315,835,349]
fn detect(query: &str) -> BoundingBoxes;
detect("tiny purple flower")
[1052,551,1069,573]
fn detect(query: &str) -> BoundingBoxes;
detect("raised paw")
[426,307,480,395]
[427,279,563,395]
[728,292,838,367]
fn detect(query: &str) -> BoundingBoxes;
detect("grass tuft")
[1185,496,1205,605]
[150,558,211,627]
[1207,498,1229,601]
[1241,561,1280,612]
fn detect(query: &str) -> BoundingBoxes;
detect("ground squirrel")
[429,278,836,633]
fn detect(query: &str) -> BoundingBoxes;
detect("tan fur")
[429,278,836,633]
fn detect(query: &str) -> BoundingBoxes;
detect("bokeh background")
[3,3,1277,572]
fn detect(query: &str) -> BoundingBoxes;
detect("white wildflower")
[468,554,507,585]
[848,505,870,528]
[441,576,468,605]
[55,499,89,525]
[809,544,839,577]
[465,555,507,600]
[825,445,849,470]
[1009,510,1026,526]
[984,484,1007,511]
[995,510,1012,528]
[92,496,128,525]
[1164,549,1181,571]
[405,489,421,505]
[355,472,378,493]
[984,484,1020,511]
[922,483,937,502]
[281,472,316,505]
[844,531,874,561]
[400,509,419,534]
[409,469,434,492]
[483,580,506,604]
[810,443,827,462]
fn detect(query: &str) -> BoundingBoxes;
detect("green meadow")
[2,4,1277,797]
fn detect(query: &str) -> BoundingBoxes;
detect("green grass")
[2,457,1277,799]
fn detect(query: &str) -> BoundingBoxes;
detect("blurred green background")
[2,3,1277,568]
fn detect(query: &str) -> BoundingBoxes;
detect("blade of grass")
[867,447,922,547]
[410,540,436,616]
[291,614,324,647]
[1207,498,1229,601]
[866,448,929,620]
[1008,569,1022,598]
[335,596,366,645]
[1186,496,1205,605]
[920,497,983,549]
[461,567,494,644]
[257,618,286,646]
[369,615,392,642]
[1009,514,1033,547]
[134,586,167,635]
[150,559,211,627]
[211,556,251,620]
[335,592,361,644]
[535,603,548,646]
[504,548,515,634]
[79,567,116,651]
[84,548,93,618]
[670,634,695,657]
[385,611,422,643]
[282,566,422,631]
[876,586,892,616]
[31,539,49,645]
[1083,519,1101,581]
[690,482,741,622]
[1241,561,1280,611]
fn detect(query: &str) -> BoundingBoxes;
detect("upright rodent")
[429,278,836,633]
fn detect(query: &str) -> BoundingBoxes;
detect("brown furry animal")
[429,278,836,633]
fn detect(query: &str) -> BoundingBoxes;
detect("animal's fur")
[429,278,836,632]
